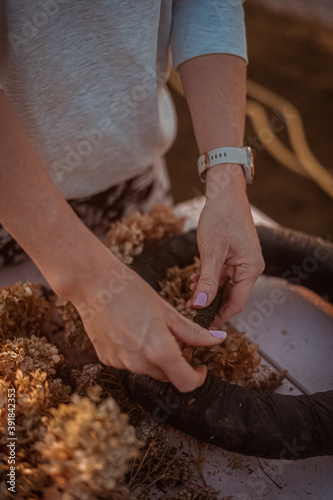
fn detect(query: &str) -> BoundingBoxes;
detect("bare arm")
[0,91,222,391]
[0,91,110,297]
[178,54,264,323]
[179,53,246,153]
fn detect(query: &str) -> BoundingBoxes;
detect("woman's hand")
[67,251,226,393]
[178,54,263,323]
[188,164,265,326]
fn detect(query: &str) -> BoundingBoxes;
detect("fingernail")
[209,329,227,340]
[194,291,208,307]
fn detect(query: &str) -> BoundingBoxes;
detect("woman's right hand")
[65,252,226,393]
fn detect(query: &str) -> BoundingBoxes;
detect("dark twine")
[193,287,224,329]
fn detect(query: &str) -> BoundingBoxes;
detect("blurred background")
[166,0,333,239]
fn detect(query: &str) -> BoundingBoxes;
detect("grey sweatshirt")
[0,0,247,199]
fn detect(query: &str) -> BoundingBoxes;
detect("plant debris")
[107,204,186,264]
[127,425,193,498]
[161,482,224,500]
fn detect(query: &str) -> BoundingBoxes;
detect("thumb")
[193,247,225,309]
[174,313,227,346]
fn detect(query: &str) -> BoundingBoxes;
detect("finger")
[188,266,229,308]
[220,263,234,283]
[147,343,208,392]
[189,273,200,283]
[186,298,192,308]
[119,352,170,383]
[193,245,228,309]
[170,311,227,346]
[217,267,259,324]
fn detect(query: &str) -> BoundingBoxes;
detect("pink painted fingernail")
[194,292,208,307]
[209,330,227,340]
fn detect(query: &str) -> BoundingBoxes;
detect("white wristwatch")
[197,146,254,183]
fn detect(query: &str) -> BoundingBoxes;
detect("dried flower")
[35,390,139,499]
[69,363,103,397]
[128,425,193,497]
[48,378,72,403]
[107,204,186,264]
[159,261,284,389]
[0,460,49,500]
[190,326,261,383]
[0,282,52,341]
[55,299,90,349]
[159,257,201,320]
[0,369,50,445]
[0,335,64,380]
[0,368,51,499]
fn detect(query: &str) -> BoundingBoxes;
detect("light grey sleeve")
[171,0,248,70]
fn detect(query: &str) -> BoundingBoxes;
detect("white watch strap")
[198,146,253,183]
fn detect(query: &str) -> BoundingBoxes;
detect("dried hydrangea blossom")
[0,459,49,500]
[0,335,64,379]
[0,378,12,434]
[0,369,51,498]
[55,299,90,349]
[159,261,262,383]
[0,282,52,341]
[107,204,186,264]
[189,326,261,384]
[159,257,201,320]
[1,367,68,449]
[0,369,49,445]
[48,378,72,403]
[70,363,103,397]
[35,389,139,499]
[159,261,284,389]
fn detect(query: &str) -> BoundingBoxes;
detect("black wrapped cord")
[120,372,333,459]
[130,226,333,303]
[256,225,333,303]
[126,225,333,459]
[193,287,224,329]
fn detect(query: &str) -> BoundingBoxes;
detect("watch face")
[246,147,255,179]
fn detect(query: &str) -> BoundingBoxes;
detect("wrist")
[47,232,119,302]
[205,163,246,198]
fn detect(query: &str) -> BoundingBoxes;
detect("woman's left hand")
[188,164,265,326]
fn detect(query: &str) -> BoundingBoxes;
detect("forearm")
[0,92,115,298]
[178,53,247,188]
[180,54,264,320]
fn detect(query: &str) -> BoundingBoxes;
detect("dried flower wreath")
[4,205,328,498]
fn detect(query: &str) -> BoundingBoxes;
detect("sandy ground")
[165,1,333,239]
